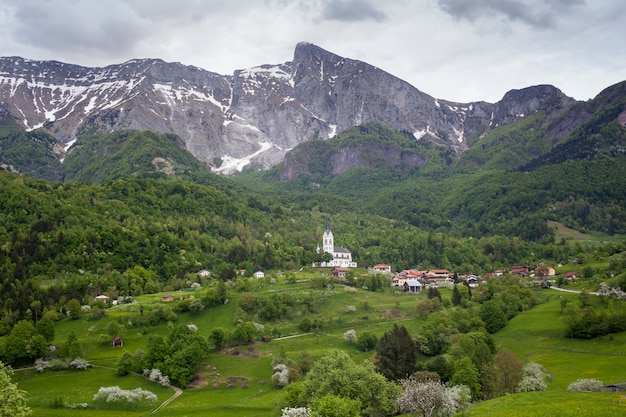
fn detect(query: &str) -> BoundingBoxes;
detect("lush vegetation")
[1,80,625,416]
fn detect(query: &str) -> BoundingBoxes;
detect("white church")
[313,219,357,268]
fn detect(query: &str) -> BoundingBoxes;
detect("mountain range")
[0,42,590,176]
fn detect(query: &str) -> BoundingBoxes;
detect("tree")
[397,378,446,417]
[62,331,83,360]
[343,329,356,344]
[356,331,378,352]
[65,298,82,320]
[1,320,47,365]
[35,317,55,343]
[232,322,256,345]
[451,285,461,306]
[450,356,481,399]
[300,350,399,417]
[117,351,134,376]
[210,328,226,351]
[375,324,417,380]
[479,300,507,334]
[0,361,31,417]
[582,265,594,279]
[494,348,523,394]
[313,394,361,417]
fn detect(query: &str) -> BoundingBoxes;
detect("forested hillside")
[0,166,603,336]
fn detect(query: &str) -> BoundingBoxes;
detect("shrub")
[356,331,378,352]
[517,363,550,392]
[143,368,170,386]
[50,397,65,408]
[69,358,91,369]
[567,378,605,392]
[93,386,157,405]
[272,363,290,387]
[281,407,311,417]
[343,329,356,343]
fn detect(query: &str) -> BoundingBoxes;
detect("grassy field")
[548,220,626,244]
[470,290,626,416]
[10,274,626,417]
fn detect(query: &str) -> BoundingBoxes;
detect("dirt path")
[549,286,599,295]
[150,385,183,414]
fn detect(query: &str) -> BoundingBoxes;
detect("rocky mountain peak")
[0,43,578,175]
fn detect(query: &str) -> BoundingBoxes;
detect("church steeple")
[323,218,334,253]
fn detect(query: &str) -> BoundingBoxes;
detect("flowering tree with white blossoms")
[93,386,157,405]
[343,329,357,344]
[397,378,471,417]
[567,378,605,392]
[143,368,170,386]
[280,407,311,417]
[272,363,290,387]
[517,363,550,392]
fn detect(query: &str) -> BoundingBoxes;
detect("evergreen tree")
[375,324,417,381]
[451,285,461,306]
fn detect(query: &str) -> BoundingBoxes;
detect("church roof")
[335,247,351,253]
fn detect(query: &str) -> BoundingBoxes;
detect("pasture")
[11,273,626,416]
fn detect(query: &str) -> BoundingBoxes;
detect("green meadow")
[11,274,626,417]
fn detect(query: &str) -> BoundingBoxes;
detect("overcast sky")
[0,0,624,103]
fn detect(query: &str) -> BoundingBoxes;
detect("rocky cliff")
[0,43,576,174]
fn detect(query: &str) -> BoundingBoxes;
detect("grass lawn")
[11,274,626,417]
[15,366,172,417]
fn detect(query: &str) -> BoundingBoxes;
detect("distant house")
[423,270,453,288]
[332,267,350,279]
[465,274,479,288]
[95,295,110,303]
[404,279,422,293]
[161,294,174,302]
[253,271,265,279]
[511,265,532,276]
[392,270,426,287]
[112,336,123,348]
[197,269,211,278]
[564,272,578,280]
[373,264,392,274]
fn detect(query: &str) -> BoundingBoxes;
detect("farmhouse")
[510,265,532,276]
[313,219,357,268]
[392,270,425,287]
[423,269,453,287]
[564,271,578,280]
[372,264,392,274]
[332,267,350,279]
[253,271,265,279]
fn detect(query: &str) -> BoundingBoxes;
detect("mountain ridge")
[0,42,581,175]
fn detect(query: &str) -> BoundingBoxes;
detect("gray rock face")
[0,43,575,175]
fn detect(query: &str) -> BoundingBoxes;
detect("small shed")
[253,271,265,279]
[404,279,422,293]
[95,295,110,303]
[161,294,174,302]
[112,336,123,348]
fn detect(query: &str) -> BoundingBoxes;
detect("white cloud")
[0,0,624,103]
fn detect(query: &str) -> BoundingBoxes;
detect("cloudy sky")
[0,0,624,103]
